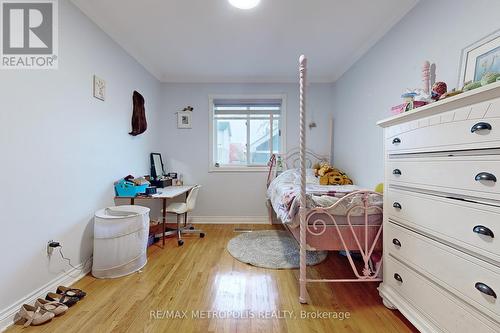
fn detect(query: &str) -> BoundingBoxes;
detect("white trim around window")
[208,94,287,173]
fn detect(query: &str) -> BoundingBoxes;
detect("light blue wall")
[0,0,161,316]
[159,83,334,217]
[331,0,500,188]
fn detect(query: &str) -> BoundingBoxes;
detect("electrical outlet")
[47,240,61,256]
[47,240,54,256]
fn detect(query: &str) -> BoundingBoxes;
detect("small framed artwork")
[177,111,192,129]
[93,75,106,101]
[458,29,500,87]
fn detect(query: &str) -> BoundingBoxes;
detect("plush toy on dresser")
[313,162,353,185]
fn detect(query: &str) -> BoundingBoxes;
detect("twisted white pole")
[299,55,308,304]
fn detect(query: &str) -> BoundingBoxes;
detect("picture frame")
[458,29,500,88]
[177,111,192,129]
[93,75,106,101]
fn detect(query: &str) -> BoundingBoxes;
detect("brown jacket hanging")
[129,91,147,136]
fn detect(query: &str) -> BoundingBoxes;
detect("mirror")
[150,153,165,179]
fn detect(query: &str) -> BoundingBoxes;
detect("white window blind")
[211,98,283,169]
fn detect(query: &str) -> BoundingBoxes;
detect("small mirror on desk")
[150,153,171,187]
[149,153,183,187]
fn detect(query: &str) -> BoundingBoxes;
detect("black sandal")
[56,286,87,299]
[45,293,79,307]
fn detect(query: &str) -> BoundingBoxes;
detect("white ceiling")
[72,0,418,83]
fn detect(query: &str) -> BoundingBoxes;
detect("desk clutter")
[151,178,172,188]
[114,153,185,198]
[114,175,150,197]
[114,174,182,198]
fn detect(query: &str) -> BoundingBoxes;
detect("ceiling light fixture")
[228,0,260,10]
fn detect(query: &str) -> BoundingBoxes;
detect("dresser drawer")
[386,222,500,321]
[387,156,500,201]
[386,100,500,154]
[385,256,499,333]
[386,188,500,265]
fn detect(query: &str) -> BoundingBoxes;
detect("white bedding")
[266,169,382,227]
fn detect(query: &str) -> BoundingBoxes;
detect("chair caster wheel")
[200,233,205,238]
[178,240,184,246]
[189,226,195,230]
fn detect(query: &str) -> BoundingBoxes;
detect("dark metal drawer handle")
[393,202,402,209]
[392,138,401,144]
[394,273,403,283]
[473,225,495,238]
[392,238,401,247]
[475,282,497,299]
[393,169,402,175]
[471,122,492,133]
[475,172,497,183]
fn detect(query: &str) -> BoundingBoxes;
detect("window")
[209,96,285,171]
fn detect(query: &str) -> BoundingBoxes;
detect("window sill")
[208,166,269,173]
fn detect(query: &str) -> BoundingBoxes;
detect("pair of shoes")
[45,293,79,307]
[45,286,86,308]
[57,285,87,299]
[15,304,54,327]
[36,299,68,316]
[14,302,63,328]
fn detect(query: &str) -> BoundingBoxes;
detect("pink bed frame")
[268,56,384,304]
[286,209,383,252]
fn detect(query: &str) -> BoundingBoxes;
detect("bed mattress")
[267,169,383,228]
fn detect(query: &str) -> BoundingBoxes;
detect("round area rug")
[227,230,328,269]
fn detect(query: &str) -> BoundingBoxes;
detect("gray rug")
[227,230,328,269]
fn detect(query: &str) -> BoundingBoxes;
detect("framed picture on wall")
[177,111,192,129]
[458,29,500,88]
[93,75,106,101]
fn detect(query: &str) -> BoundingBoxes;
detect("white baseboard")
[0,264,90,332]
[189,216,268,224]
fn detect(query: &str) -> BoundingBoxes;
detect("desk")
[117,185,194,248]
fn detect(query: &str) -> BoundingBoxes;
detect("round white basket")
[92,205,150,279]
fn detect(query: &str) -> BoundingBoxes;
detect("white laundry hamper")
[92,205,150,278]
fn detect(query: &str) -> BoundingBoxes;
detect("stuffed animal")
[312,162,353,185]
[431,81,447,100]
[374,183,384,194]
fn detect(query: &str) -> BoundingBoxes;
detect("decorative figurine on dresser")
[377,81,500,332]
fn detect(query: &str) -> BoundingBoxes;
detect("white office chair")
[162,185,204,246]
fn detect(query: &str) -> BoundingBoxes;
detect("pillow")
[292,169,319,185]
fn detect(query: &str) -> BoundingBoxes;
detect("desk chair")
[163,185,205,246]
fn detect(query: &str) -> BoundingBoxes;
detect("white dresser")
[377,82,500,333]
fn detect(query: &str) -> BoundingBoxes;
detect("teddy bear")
[312,162,353,185]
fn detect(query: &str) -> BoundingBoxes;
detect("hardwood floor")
[7,224,417,333]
